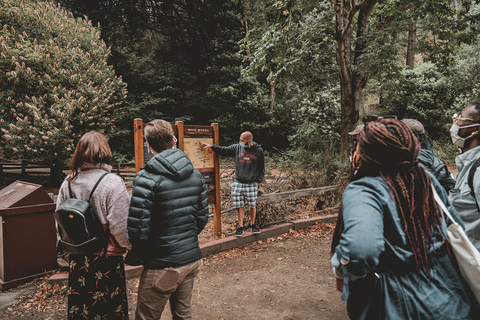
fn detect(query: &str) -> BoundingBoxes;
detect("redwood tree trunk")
[406,20,417,69]
[333,0,377,156]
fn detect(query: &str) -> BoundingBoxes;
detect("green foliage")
[0,0,127,159]
[112,151,129,164]
[283,144,350,189]
[447,37,480,110]
[60,280,69,294]
[382,63,453,139]
[242,1,340,149]
[57,0,269,152]
[433,137,459,166]
[288,86,341,151]
[382,33,480,141]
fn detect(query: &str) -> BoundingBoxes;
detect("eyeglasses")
[452,113,480,124]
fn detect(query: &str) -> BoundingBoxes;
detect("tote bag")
[432,187,480,303]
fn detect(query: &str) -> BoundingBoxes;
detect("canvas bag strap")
[431,185,459,226]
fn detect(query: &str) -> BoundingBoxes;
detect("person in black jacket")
[127,119,209,320]
[200,131,265,237]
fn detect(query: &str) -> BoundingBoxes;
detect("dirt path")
[0,223,347,319]
[186,224,347,320]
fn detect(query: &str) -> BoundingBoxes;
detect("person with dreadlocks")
[331,118,474,319]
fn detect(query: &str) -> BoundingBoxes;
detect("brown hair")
[68,131,112,181]
[144,119,174,153]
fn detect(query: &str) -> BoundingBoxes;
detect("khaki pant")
[135,260,202,320]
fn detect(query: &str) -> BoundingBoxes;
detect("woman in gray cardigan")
[56,131,131,320]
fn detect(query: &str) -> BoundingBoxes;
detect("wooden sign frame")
[133,118,222,234]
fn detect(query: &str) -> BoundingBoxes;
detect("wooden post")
[134,119,144,174]
[212,123,221,235]
[175,121,184,150]
[21,160,27,178]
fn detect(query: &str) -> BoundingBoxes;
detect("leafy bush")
[448,37,480,111]
[382,35,480,142]
[283,144,350,189]
[382,63,453,140]
[0,0,127,159]
[433,137,459,167]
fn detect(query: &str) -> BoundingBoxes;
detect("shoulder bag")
[432,186,480,303]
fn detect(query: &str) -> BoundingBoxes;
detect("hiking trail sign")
[133,119,222,234]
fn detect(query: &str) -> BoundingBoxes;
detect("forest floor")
[0,222,347,320]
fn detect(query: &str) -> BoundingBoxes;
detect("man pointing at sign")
[200,131,265,237]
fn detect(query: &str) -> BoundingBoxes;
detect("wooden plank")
[257,185,341,203]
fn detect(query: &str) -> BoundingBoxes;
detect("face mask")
[450,123,480,148]
[239,142,246,148]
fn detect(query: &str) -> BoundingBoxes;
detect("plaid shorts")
[231,181,258,208]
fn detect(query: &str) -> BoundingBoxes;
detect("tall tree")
[56,0,267,150]
[332,0,476,155]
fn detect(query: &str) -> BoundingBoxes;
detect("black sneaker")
[251,224,260,234]
[235,227,245,237]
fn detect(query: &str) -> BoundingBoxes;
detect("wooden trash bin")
[0,180,57,290]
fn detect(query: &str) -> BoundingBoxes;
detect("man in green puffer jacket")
[127,119,209,320]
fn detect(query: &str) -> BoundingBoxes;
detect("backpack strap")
[88,172,110,202]
[67,180,75,199]
[90,172,110,256]
[467,157,480,212]
[468,157,480,199]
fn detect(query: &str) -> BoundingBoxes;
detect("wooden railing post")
[211,123,221,235]
[134,119,144,174]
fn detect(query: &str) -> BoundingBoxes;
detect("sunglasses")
[452,113,480,124]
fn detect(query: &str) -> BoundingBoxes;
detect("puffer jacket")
[128,148,209,269]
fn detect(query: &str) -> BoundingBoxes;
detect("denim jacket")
[332,173,472,320]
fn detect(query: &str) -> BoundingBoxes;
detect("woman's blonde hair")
[144,119,174,153]
[68,131,112,181]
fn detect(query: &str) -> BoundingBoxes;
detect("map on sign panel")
[184,137,215,169]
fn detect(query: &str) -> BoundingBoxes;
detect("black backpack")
[55,173,110,254]
[420,155,456,193]
[430,157,456,193]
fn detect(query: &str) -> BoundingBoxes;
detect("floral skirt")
[68,254,128,319]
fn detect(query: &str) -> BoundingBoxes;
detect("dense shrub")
[0,0,127,159]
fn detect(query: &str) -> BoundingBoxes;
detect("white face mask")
[239,142,247,148]
[450,122,480,148]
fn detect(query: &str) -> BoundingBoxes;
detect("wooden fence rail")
[0,161,136,185]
